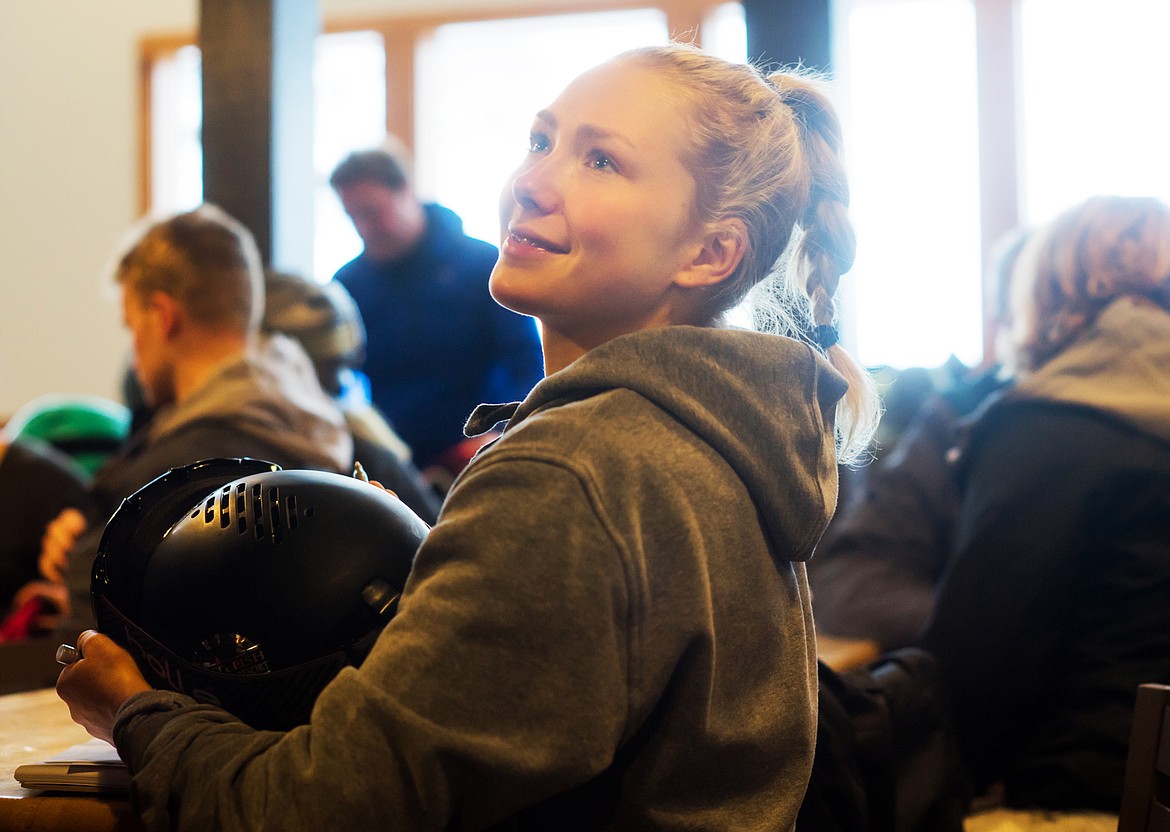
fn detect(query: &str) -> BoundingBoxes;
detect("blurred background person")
[0,394,126,640]
[808,227,1031,651]
[0,438,90,640]
[923,195,1170,827]
[262,268,441,523]
[329,140,544,486]
[21,205,359,638]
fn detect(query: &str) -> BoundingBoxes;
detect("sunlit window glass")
[415,10,670,247]
[314,31,386,280]
[150,45,202,214]
[704,2,747,63]
[838,0,981,371]
[1019,0,1170,224]
[149,32,386,283]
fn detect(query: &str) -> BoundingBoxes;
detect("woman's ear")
[675,219,747,289]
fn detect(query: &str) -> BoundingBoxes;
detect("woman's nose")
[511,159,558,214]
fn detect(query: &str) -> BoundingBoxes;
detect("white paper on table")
[13,738,130,794]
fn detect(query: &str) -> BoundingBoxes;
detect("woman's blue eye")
[528,133,550,153]
[588,151,616,172]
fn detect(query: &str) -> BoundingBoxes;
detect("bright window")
[311,30,386,280]
[839,0,983,370]
[1018,0,1170,224]
[147,31,386,282]
[704,2,748,63]
[149,44,202,214]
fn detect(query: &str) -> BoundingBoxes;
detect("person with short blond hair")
[38,205,355,636]
[100,204,352,495]
[116,203,264,335]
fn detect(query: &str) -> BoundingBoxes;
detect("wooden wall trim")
[137,0,730,217]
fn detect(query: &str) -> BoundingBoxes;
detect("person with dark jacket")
[0,439,91,629]
[330,143,544,473]
[56,45,879,830]
[808,228,1030,652]
[808,365,1008,651]
[262,269,442,524]
[924,195,1170,827]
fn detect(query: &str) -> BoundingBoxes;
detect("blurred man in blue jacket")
[330,142,544,478]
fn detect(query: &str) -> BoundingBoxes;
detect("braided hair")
[621,44,879,462]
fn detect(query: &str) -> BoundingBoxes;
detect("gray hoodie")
[113,325,846,831]
[146,333,353,471]
[1013,296,1170,443]
[93,334,352,516]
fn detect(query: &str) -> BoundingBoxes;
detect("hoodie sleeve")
[114,453,633,831]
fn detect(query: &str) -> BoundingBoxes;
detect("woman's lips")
[506,229,569,255]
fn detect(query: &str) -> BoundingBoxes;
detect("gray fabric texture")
[145,333,353,471]
[112,325,845,831]
[1012,296,1170,441]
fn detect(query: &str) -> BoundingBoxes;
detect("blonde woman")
[58,44,877,830]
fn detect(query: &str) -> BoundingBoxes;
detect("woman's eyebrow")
[534,110,635,152]
[575,123,634,150]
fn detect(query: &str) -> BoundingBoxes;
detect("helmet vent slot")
[236,483,246,534]
[196,482,302,542]
[252,484,265,540]
[196,483,303,543]
[267,486,285,544]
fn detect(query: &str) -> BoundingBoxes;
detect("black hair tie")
[813,324,839,350]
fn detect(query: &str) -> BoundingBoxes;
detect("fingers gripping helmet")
[92,458,429,730]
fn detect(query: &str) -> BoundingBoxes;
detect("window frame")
[137,0,734,218]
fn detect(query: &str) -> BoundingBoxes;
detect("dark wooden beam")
[743,0,833,74]
[200,0,319,273]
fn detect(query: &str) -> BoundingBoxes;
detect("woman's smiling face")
[490,58,709,361]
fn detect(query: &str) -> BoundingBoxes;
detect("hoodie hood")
[149,333,353,471]
[468,326,847,561]
[1013,297,1170,444]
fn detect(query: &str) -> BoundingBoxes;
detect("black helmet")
[92,458,428,730]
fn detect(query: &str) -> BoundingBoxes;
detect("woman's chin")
[488,269,542,318]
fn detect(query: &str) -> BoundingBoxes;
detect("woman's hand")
[39,508,89,584]
[56,630,153,744]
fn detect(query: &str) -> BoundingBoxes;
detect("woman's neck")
[539,331,584,376]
